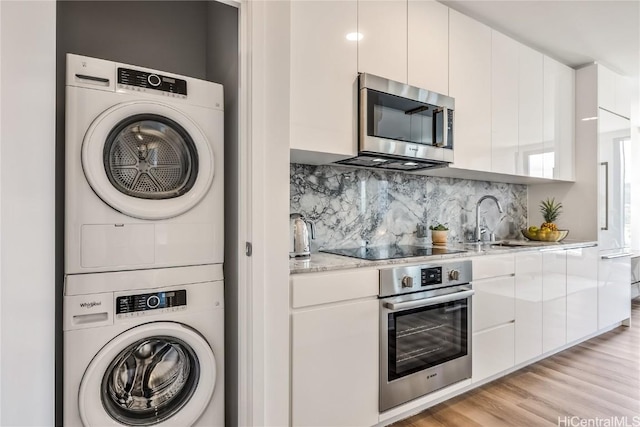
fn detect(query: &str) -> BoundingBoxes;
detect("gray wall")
[56,2,238,425]
[206,3,240,427]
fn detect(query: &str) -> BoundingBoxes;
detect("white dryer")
[63,265,224,426]
[65,54,223,274]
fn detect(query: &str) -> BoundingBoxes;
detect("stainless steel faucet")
[475,195,503,242]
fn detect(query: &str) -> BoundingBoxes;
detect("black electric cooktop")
[320,245,467,261]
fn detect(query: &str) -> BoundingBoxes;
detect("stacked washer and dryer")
[63,54,225,427]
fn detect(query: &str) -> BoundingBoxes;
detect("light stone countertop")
[289,240,599,274]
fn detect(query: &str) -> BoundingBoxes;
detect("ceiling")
[440,0,640,78]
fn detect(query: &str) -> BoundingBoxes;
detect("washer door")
[79,322,217,427]
[82,101,215,220]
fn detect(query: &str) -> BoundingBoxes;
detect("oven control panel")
[380,260,472,297]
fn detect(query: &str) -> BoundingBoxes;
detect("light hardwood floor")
[392,299,640,427]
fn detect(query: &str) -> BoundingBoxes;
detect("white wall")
[630,76,640,252]
[0,1,56,425]
[248,0,291,425]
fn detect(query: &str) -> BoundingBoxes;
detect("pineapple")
[540,198,562,231]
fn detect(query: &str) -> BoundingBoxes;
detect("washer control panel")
[117,67,187,95]
[116,289,187,319]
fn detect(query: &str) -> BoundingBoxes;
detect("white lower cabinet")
[291,299,379,427]
[471,254,515,383]
[472,323,515,383]
[566,246,599,342]
[514,251,543,364]
[598,254,631,329]
[472,275,516,332]
[542,250,567,353]
[290,269,379,426]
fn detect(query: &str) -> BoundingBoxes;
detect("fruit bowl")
[521,229,569,242]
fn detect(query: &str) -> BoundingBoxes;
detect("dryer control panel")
[116,289,187,319]
[118,67,188,95]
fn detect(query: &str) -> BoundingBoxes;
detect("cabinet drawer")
[472,254,515,280]
[291,269,378,308]
[473,275,515,332]
[472,323,515,383]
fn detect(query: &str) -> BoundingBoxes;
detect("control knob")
[146,295,160,309]
[448,269,460,281]
[401,276,414,288]
[147,74,162,87]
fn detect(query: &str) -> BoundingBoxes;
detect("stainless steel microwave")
[337,73,454,172]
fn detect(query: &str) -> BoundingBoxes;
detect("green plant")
[429,223,448,231]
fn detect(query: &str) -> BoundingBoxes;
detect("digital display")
[118,68,187,95]
[116,289,187,314]
[421,267,442,286]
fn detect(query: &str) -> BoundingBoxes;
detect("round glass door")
[101,336,200,426]
[104,114,199,200]
[78,322,217,427]
[81,101,215,220]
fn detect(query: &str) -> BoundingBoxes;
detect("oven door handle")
[383,289,475,311]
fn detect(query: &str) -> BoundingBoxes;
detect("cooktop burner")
[320,245,467,261]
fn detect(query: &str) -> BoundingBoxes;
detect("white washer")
[65,54,224,274]
[63,265,224,427]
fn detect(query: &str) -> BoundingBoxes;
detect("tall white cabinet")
[449,9,492,172]
[357,0,407,83]
[543,56,575,181]
[491,31,519,175]
[289,0,358,164]
[407,0,449,95]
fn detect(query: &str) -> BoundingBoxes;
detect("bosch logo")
[80,301,102,309]
[426,373,438,380]
[409,147,418,152]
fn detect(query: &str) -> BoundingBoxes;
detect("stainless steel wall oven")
[379,260,473,411]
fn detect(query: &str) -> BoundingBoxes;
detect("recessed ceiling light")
[581,116,598,121]
[372,158,387,162]
[404,162,418,166]
[346,32,363,41]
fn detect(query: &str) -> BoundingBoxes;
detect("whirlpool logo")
[80,301,102,309]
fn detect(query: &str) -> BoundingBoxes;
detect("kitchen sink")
[489,242,531,248]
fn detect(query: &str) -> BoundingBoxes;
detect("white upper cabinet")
[491,30,519,175]
[518,44,544,177]
[543,56,575,181]
[358,0,407,83]
[290,0,358,162]
[449,9,492,172]
[408,0,449,95]
[598,64,632,118]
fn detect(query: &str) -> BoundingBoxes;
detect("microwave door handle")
[434,107,448,148]
[384,289,474,311]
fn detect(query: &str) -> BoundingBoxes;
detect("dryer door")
[82,101,215,220]
[79,322,217,427]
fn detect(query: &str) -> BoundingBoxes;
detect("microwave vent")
[335,155,448,172]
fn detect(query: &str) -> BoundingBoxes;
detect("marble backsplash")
[290,164,528,251]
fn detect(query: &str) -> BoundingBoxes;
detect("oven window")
[367,89,437,145]
[387,299,468,381]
